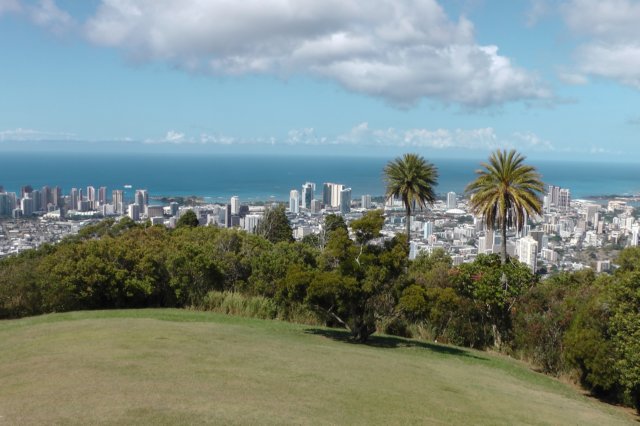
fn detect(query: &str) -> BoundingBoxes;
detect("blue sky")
[1,0,639,160]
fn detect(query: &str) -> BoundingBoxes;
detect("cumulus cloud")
[562,0,640,88]
[142,123,555,153]
[0,128,77,141]
[28,0,74,33]
[0,0,21,15]
[525,0,551,27]
[336,122,500,149]
[0,0,74,32]
[82,0,549,107]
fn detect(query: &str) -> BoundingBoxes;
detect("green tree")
[350,210,384,265]
[384,153,438,252]
[307,213,404,342]
[465,149,544,264]
[255,205,293,244]
[176,210,199,228]
[452,254,535,349]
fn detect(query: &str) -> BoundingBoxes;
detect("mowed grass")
[0,310,635,425]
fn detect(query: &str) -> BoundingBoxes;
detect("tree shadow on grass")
[304,328,486,360]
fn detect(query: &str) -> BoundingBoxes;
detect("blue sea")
[1,152,639,202]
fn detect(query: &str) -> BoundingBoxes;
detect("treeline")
[0,212,638,412]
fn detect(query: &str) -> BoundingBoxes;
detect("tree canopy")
[384,153,438,251]
[465,149,543,264]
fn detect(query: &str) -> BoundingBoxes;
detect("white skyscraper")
[447,192,457,209]
[339,187,352,214]
[423,221,433,239]
[361,194,372,209]
[135,189,149,207]
[289,190,300,214]
[631,224,639,247]
[112,190,124,214]
[128,203,140,221]
[87,186,96,204]
[230,196,240,215]
[518,236,538,272]
[243,214,263,233]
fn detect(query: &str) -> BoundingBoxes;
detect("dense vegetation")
[0,212,639,413]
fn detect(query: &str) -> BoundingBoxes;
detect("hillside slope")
[0,309,634,425]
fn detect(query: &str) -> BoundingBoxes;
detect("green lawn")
[0,309,635,425]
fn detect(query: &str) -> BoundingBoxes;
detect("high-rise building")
[423,221,433,239]
[128,203,141,221]
[289,190,300,214]
[518,236,538,272]
[322,183,332,206]
[478,229,495,254]
[98,186,107,206]
[361,194,372,209]
[20,197,34,217]
[447,192,457,209]
[631,224,639,247]
[135,189,149,207]
[70,188,79,211]
[310,199,322,214]
[558,188,571,212]
[243,214,262,233]
[87,186,96,203]
[20,185,33,199]
[224,204,233,228]
[112,190,124,214]
[230,196,240,215]
[53,186,62,208]
[548,185,560,207]
[322,183,345,208]
[146,205,164,218]
[40,186,51,210]
[543,195,550,213]
[301,182,314,209]
[339,187,352,214]
[0,192,17,217]
[585,204,599,225]
[169,202,179,217]
[31,189,41,212]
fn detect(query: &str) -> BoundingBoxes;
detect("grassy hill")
[0,309,635,425]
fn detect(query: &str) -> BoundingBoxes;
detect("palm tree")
[465,149,544,264]
[384,153,438,252]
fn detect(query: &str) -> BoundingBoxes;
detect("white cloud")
[0,0,74,32]
[0,128,76,141]
[0,0,21,15]
[512,131,554,151]
[525,0,551,27]
[28,0,74,33]
[83,0,549,107]
[334,123,553,151]
[557,71,589,85]
[562,0,640,88]
[138,124,556,152]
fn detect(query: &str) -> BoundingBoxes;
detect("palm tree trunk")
[501,222,508,265]
[406,204,411,254]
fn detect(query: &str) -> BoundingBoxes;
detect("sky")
[1,0,639,160]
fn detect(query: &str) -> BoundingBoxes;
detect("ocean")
[1,152,639,202]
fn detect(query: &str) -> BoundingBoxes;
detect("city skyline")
[1,1,640,160]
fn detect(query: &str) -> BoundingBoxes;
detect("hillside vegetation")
[1,215,639,412]
[0,309,635,425]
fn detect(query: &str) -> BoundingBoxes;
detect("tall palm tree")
[384,153,438,252]
[465,149,544,264]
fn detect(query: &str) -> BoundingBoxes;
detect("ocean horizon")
[1,152,639,202]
